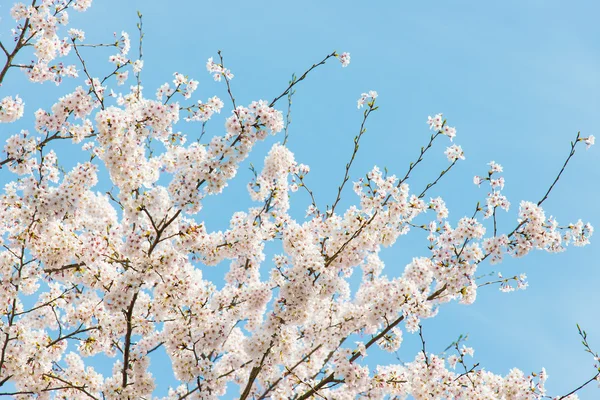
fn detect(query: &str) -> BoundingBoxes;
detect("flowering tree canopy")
[0,1,598,399]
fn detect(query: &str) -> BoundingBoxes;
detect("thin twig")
[329,100,377,216]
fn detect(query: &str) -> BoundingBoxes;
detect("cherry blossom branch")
[135,11,144,92]
[477,275,521,289]
[324,129,448,268]
[282,74,296,146]
[190,51,339,206]
[218,51,239,112]
[177,385,200,400]
[295,172,319,213]
[354,306,428,366]
[140,206,160,233]
[462,132,589,269]
[216,359,253,380]
[298,320,404,398]
[296,286,447,400]
[214,50,250,164]
[399,132,441,185]
[73,43,119,48]
[121,292,139,389]
[451,341,478,387]
[52,0,74,16]
[0,374,13,388]
[0,130,96,170]
[450,203,482,258]
[558,372,600,400]
[239,340,275,400]
[294,370,335,399]
[329,99,378,217]
[176,359,255,400]
[453,362,480,384]
[13,286,75,317]
[503,131,583,241]
[308,338,347,382]
[0,391,35,396]
[8,63,32,69]
[293,372,333,399]
[43,373,99,400]
[43,262,85,274]
[555,325,600,399]
[0,246,25,379]
[146,209,182,256]
[269,51,337,108]
[0,382,99,397]
[0,0,37,85]
[258,344,323,399]
[71,40,104,108]
[0,42,9,57]
[0,331,14,386]
[99,60,130,86]
[163,82,183,105]
[47,325,99,347]
[418,324,429,366]
[492,206,498,236]
[417,159,458,199]
[537,132,579,207]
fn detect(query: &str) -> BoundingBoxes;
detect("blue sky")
[1,0,599,398]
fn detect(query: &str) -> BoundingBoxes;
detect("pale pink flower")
[338,52,351,67]
[0,95,24,123]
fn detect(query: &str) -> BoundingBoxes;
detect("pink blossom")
[338,52,351,67]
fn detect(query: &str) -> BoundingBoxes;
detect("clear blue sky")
[1,0,599,398]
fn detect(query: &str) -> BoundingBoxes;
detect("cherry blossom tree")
[0,1,598,399]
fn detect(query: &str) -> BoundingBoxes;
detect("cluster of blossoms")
[0,95,25,123]
[184,96,224,122]
[428,113,457,140]
[9,0,93,84]
[106,32,138,85]
[474,161,511,219]
[0,2,596,399]
[173,73,199,99]
[366,352,553,399]
[34,85,95,142]
[357,90,378,109]
[155,73,199,101]
[3,129,38,174]
[444,144,465,162]
[497,272,529,292]
[507,200,593,257]
[338,51,351,67]
[206,56,234,81]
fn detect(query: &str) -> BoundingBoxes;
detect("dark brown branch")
[43,262,85,274]
[0,0,37,85]
[47,325,99,347]
[14,287,74,317]
[240,341,274,400]
[258,344,323,399]
[122,292,139,388]
[558,372,600,399]
[418,324,429,366]
[296,286,447,400]
[43,374,99,400]
[71,40,104,108]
